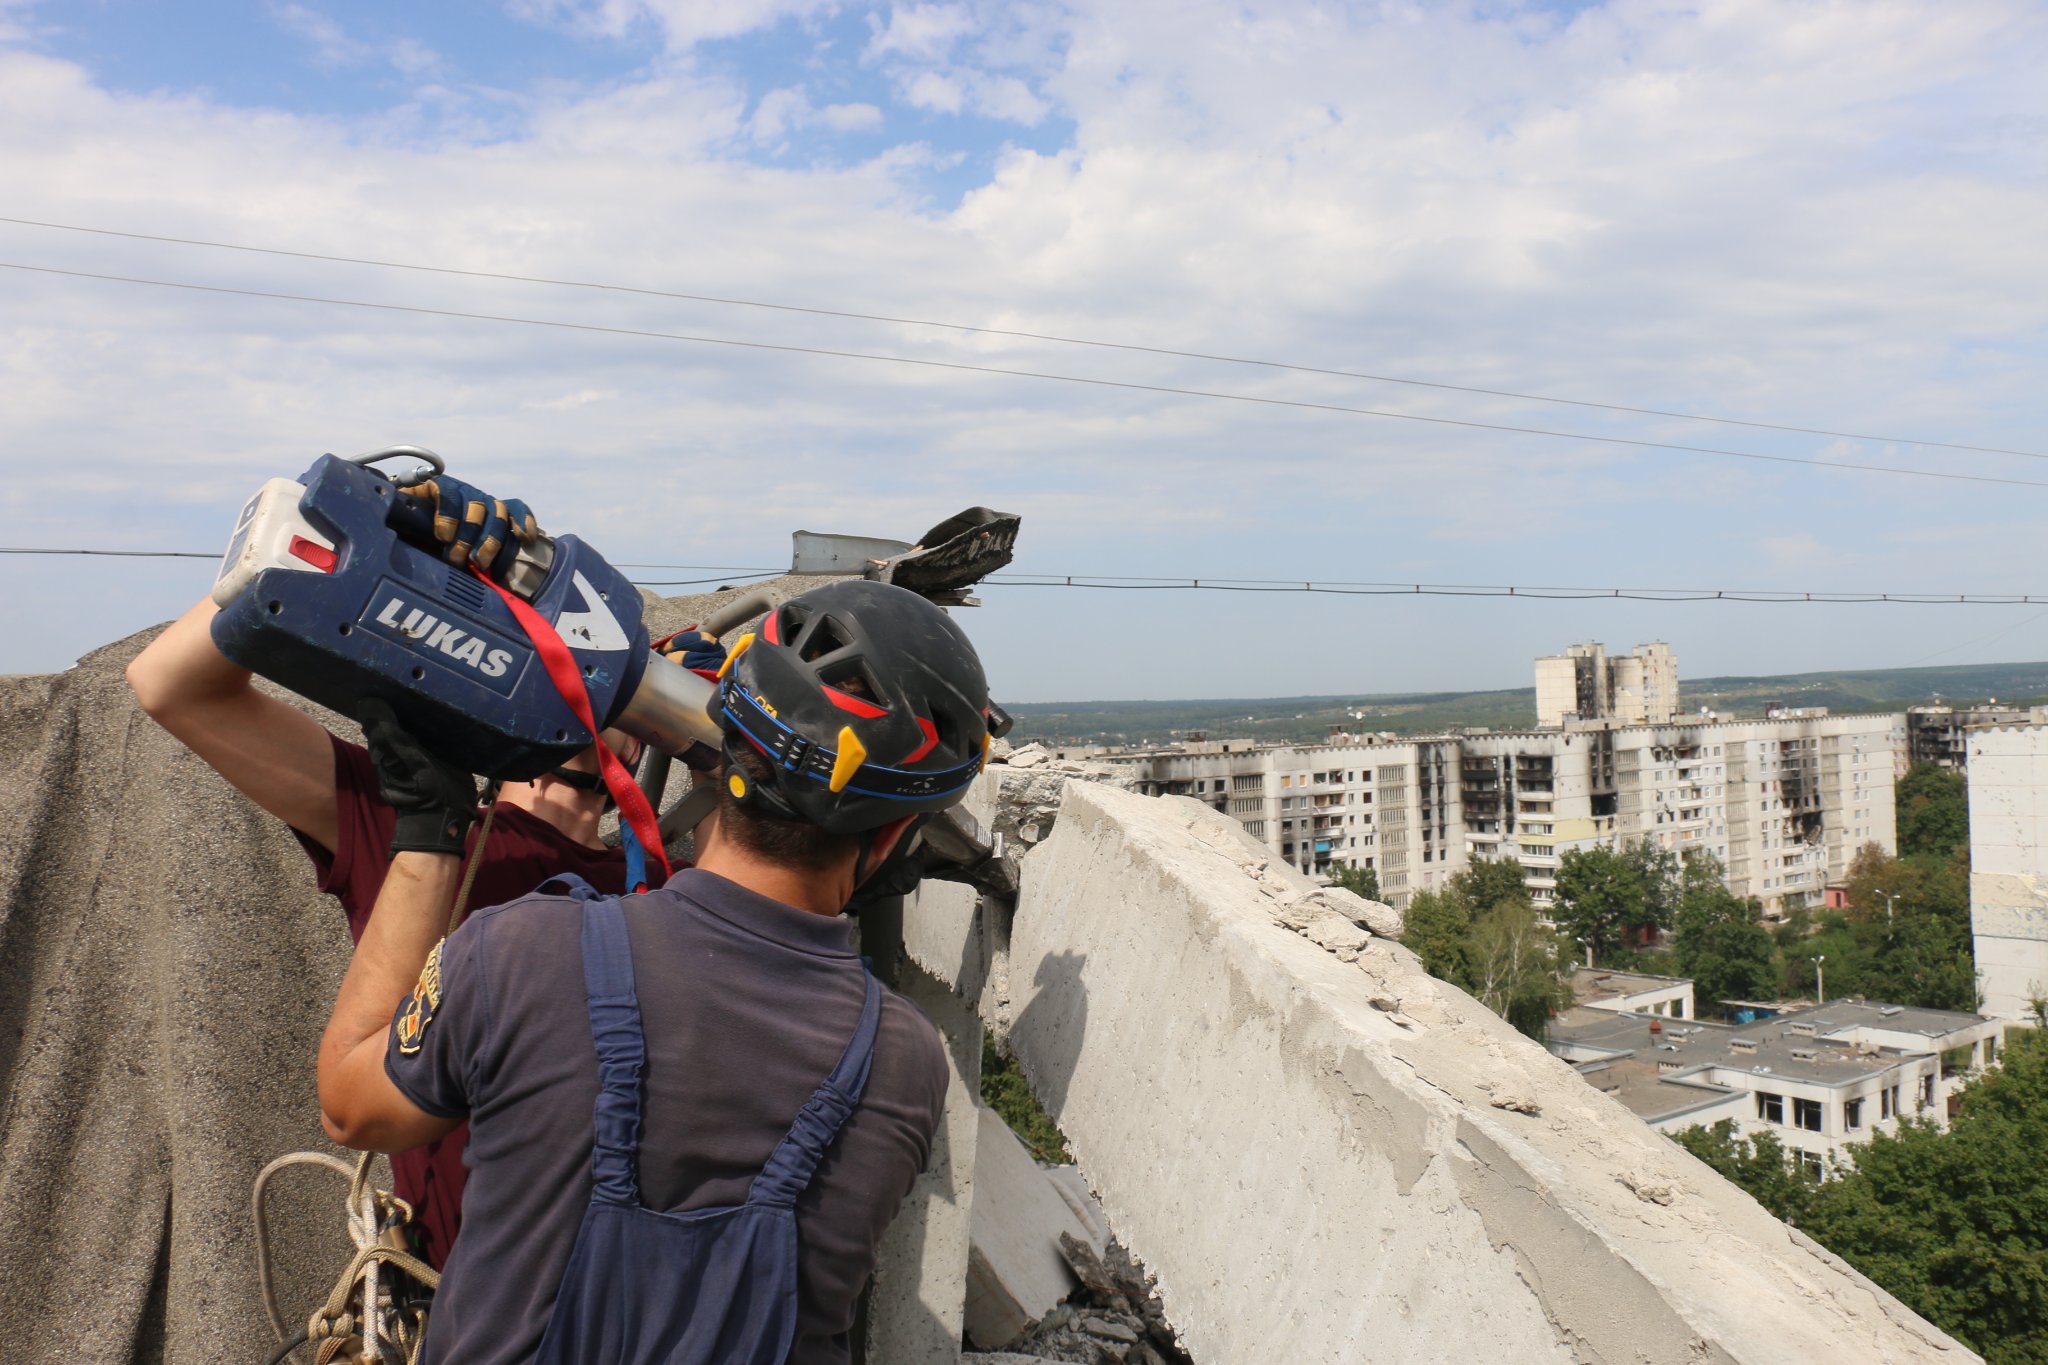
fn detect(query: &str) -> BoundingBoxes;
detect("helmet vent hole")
[799,616,852,663]
[820,660,881,701]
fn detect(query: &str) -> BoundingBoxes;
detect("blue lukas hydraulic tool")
[210,447,727,782]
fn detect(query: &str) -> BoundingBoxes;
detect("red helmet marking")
[825,685,889,719]
[764,608,783,645]
[903,716,940,764]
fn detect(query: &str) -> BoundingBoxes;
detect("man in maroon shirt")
[127,593,645,1266]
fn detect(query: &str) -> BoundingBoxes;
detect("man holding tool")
[126,473,721,1268]
[317,577,988,1363]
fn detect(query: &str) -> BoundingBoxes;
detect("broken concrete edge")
[997,779,1978,1365]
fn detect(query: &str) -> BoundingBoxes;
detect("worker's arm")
[317,851,465,1152]
[125,597,340,852]
[319,700,482,1151]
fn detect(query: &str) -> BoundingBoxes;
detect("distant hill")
[1006,660,2048,748]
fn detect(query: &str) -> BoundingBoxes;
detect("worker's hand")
[357,698,480,857]
[398,475,541,577]
[659,628,728,679]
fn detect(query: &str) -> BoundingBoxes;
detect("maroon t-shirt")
[297,734,629,1267]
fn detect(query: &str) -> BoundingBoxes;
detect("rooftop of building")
[1574,1055,1739,1124]
[1549,997,1979,1089]
[1786,997,1995,1042]
[1570,968,1692,1004]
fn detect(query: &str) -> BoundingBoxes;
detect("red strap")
[473,568,672,891]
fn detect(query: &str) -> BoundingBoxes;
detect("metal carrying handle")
[345,444,447,481]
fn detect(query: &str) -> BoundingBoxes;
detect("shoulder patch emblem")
[395,940,445,1056]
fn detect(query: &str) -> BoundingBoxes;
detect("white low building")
[1550,997,2009,1171]
[1572,968,1695,1020]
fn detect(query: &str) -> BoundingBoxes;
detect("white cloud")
[818,101,883,132]
[4,0,2048,696]
[268,3,445,78]
[865,2,975,63]
[268,2,373,68]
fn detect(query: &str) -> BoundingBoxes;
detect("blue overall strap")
[580,895,647,1206]
[537,872,604,901]
[748,971,883,1209]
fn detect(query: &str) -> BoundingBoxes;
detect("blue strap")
[748,971,883,1208]
[620,818,648,893]
[538,872,603,901]
[579,895,647,1206]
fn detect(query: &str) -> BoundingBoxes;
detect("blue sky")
[4,0,2048,702]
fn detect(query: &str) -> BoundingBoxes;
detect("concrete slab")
[965,1108,1105,1349]
[1003,781,1980,1365]
[866,960,982,1365]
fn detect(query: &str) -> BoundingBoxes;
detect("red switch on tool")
[288,536,338,572]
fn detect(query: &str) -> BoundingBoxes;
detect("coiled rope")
[251,1150,439,1364]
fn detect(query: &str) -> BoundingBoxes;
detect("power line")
[6,259,2047,493]
[5,545,2038,603]
[0,546,217,558]
[3,213,2034,462]
[980,575,2048,604]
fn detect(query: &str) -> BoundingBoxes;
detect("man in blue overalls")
[316,577,993,1365]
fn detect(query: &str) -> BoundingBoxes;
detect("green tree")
[1798,1029,2048,1364]
[1451,856,1529,916]
[1330,863,1380,903]
[1829,842,1977,1011]
[1671,1120,1819,1223]
[1672,876,1777,1009]
[1399,884,1476,990]
[1621,841,1682,938]
[1467,901,1573,1039]
[1552,846,1643,966]
[1896,763,1970,862]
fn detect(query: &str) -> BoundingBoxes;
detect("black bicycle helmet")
[716,579,991,835]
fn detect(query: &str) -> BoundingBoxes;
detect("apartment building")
[1968,724,2048,1021]
[1076,711,1898,914]
[1078,736,1463,905]
[1908,703,2047,772]
[1550,998,2007,1170]
[1534,641,1679,728]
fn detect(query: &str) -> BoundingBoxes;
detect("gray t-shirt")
[386,868,949,1365]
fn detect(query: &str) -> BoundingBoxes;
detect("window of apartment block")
[1879,1086,1894,1120]
[1756,1092,1784,1124]
[1986,1036,1998,1065]
[1792,1098,1823,1132]
[1845,1098,1863,1130]
[1920,1075,1935,1108]
[1796,1151,1824,1179]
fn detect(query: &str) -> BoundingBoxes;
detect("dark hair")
[716,745,865,874]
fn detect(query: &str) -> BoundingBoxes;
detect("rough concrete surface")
[0,577,806,1363]
[1001,781,1979,1365]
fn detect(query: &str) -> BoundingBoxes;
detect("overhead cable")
[6,546,2037,604]
[4,260,2045,493]
[1,214,2033,461]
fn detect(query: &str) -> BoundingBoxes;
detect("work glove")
[657,628,728,679]
[358,698,481,857]
[397,475,541,578]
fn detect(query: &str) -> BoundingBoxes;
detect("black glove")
[358,698,480,857]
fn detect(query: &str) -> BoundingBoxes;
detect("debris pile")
[966,1235,1194,1365]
